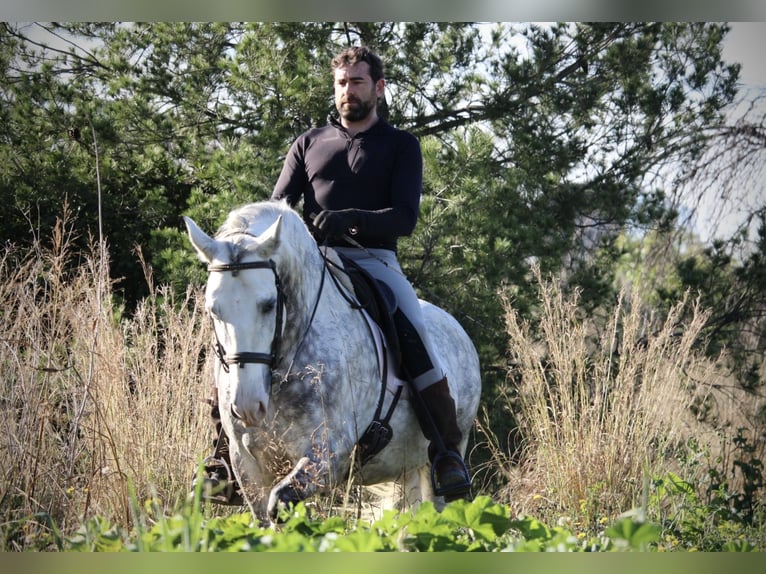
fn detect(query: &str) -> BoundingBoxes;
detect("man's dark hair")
[331,46,384,82]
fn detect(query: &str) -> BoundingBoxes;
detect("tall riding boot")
[190,398,244,505]
[412,377,472,501]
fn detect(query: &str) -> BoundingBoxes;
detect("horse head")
[184,212,284,428]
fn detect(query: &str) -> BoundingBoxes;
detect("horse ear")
[256,214,282,256]
[184,216,218,263]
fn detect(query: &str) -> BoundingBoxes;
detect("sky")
[722,22,766,86]
[693,22,766,246]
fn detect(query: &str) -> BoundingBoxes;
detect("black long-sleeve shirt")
[271,116,423,252]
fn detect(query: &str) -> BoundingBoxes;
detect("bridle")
[207,259,286,372]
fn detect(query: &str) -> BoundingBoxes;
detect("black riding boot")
[412,377,472,501]
[190,399,244,505]
[393,309,472,501]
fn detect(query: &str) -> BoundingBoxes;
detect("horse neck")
[277,242,340,361]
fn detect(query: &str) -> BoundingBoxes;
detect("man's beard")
[339,98,374,122]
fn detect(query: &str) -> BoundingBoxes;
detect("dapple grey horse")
[185,200,481,522]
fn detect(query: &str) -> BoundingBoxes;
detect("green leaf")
[439,496,511,541]
[509,515,553,541]
[605,518,660,550]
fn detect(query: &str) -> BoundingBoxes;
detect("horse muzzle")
[227,366,271,427]
[230,400,268,427]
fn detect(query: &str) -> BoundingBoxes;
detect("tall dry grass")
[488,264,750,527]
[2,213,762,549]
[0,215,213,550]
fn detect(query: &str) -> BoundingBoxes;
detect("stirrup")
[430,450,472,501]
[191,455,244,506]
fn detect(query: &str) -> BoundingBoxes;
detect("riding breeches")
[334,247,445,392]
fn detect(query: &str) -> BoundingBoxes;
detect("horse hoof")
[267,484,301,521]
[190,458,245,506]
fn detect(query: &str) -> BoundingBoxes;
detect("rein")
[317,244,402,464]
[208,259,285,371]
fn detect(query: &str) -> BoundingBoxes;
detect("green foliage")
[655,213,766,393]
[648,431,765,551]
[29,448,766,552]
[60,495,671,552]
[604,517,661,551]
[1,22,741,300]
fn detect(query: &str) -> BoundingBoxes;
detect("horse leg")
[190,396,244,505]
[229,429,275,522]
[399,463,436,510]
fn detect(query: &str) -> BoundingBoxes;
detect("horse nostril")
[231,401,267,425]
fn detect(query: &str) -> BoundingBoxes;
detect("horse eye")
[260,299,276,314]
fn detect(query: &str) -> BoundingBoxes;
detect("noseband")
[207,259,286,372]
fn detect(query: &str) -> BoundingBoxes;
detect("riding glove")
[313,209,360,239]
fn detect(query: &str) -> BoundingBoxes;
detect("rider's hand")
[313,209,360,239]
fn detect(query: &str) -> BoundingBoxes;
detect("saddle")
[335,253,402,370]
[334,253,404,465]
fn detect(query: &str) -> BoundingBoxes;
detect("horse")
[184,200,481,522]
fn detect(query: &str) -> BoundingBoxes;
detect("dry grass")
[489,264,763,528]
[2,216,762,549]
[0,215,387,549]
[0,216,213,550]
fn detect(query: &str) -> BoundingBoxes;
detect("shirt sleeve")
[270,138,307,206]
[357,130,422,238]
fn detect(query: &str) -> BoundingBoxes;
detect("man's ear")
[375,78,385,99]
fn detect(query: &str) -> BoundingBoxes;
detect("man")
[272,45,471,501]
[196,46,471,504]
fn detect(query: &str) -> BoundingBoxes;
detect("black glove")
[313,209,360,240]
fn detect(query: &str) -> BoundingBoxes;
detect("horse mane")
[214,200,312,263]
[216,200,299,239]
